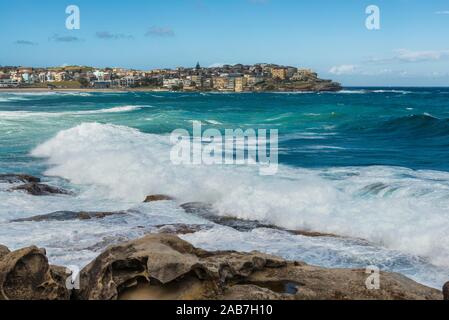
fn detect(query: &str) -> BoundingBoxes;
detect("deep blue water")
[2,88,449,172]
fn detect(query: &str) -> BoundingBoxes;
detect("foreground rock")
[9,183,71,196]
[0,245,69,300]
[10,211,126,223]
[0,174,40,184]
[0,235,443,300]
[76,234,442,300]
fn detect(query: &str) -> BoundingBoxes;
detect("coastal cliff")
[252,78,342,92]
[0,234,443,300]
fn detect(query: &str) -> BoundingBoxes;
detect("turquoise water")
[0,89,449,289]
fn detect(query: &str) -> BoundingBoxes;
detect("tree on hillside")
[78,78,90,88]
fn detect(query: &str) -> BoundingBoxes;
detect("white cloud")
[96,31,133,40]
[208,63,236,68]
[15,40,38,45]
[367,49,449,63]
[145,26,175,37]
[209,63,225,68]
[329,61,448,80]
[435,11,449,15]
[49,34,83,42]
[393,49,449,62]
[329,65,396,76]
[329,65,358,75]
[430,71,449,78]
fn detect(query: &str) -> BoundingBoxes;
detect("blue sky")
[1,0,448,86]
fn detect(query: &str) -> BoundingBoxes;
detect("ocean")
[0,88,448,289]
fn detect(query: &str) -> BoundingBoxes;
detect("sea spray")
[31,123,449,269]
[170,121,278,175]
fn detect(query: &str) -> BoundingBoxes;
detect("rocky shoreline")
[0,234,446,300]
[1,174,447,300]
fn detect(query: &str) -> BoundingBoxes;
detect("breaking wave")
[31,122,449,269]
[80,105,146,114]
[335,89,411,94]
[0,105,148,118]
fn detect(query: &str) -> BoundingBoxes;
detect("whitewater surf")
[1,90,449,289]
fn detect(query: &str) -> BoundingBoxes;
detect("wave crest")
[0,105,147,119]
[31,122,449,268]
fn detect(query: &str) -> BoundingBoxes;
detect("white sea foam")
[334,90,367,94]
[273,91,314,94]
[0,197,207,267]
[0,96,30,102]
[29,122,449,272]
[265,113,294,122]
[371,89,411,94]
[304,113,321,116]
[205,119,222,125]
[79,105,145,114]
[305,145,345,150]
[30,91,91,96]
[0,105,146,119]
[333,89,411,94]
[278,132,333,141]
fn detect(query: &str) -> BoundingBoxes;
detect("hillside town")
[0,63,341,92]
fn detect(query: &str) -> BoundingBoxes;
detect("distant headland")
[0,63,342,92]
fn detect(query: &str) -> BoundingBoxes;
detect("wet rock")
[0,246,70,300]
[240,280,300,294]
[180,202,276,232]
[143,194,174,202]
[83,236,130,252]
[180,202,215,214]
[180,202,337,237]
[118,275,217,300]
[289,230,340,238]
[76,234,442,300]
[9,183,71,196]
[11,211,127,223]
[0,174,40,184]
[221,284,287,300]
[443,282,449,300]
[155,223,211,235]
